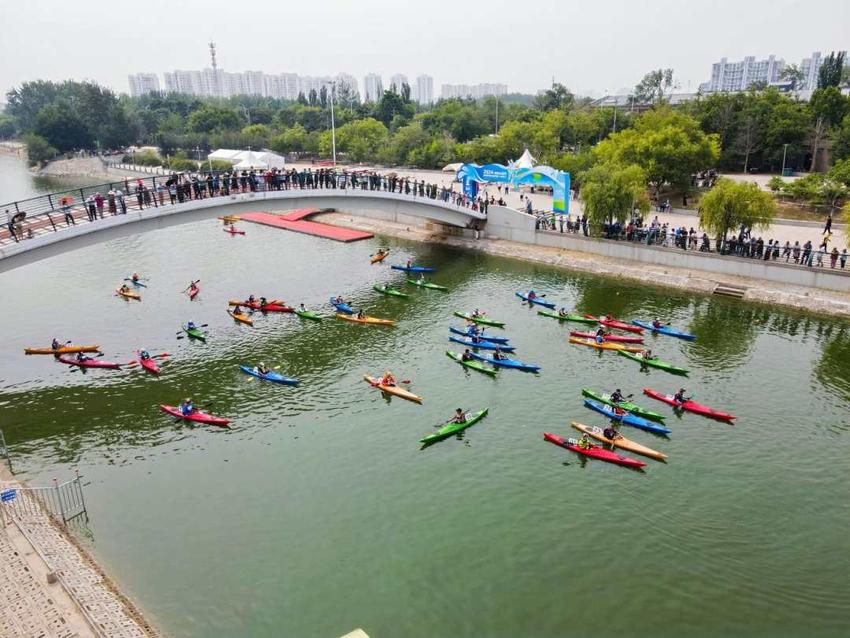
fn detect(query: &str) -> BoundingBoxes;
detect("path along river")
[0,214,848,638]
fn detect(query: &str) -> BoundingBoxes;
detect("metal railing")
[1,472,88,525]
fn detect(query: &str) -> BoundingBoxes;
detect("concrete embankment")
[314,211,850,318]
[39,156,109,178]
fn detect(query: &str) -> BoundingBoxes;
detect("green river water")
[1,216,849,637]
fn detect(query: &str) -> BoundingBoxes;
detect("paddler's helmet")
[185,397,191,402]
[260,362,266,368]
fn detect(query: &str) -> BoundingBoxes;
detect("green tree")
[828,158,850,187]
[188,105,242,133]
[323,118,388,162]
[532,83,574,111]
[818,51,846,88]
[580,162,648,226]
[780,64,804,87]
[633,69,674,103]
[418,99,490,142]
[698,178,777,242]
[809,87,849,171]
[374,90,414,128]
[379,121,431,165]
[833,115,850,161]
[550,150,595,188]
[270,124,316,154]
[0,114,17,139]
[22,132,57,166]
[34,102,93,151]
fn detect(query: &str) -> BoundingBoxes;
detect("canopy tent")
[208,149,286,169]
[442,162,463,173]
[513,148,536,169]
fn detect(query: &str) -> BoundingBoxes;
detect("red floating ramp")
[239,209,373,242]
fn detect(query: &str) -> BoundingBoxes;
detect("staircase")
[713,283,747,298]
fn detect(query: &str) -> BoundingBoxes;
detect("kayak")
[453,312,505,328]
[329,297,355,314]
[229,300,294,313]
[585,315,643,334]
[570,422,667,462]
[448,327,510,344]
[449,336,515,352]
[336,313,395,326]
[363,375,423,403]
[371,250,389,263]
[642,388,735,421]
[136,351,160,375]
[537,310,597,324]
[583,399,672,436]
[569,337,643,353]
[391,265,436,273]
[57,356,121,370]
[543,432,646,469]
[223,228,246,235]
[469,351,540,372]
[25,345,100,355]
[618,351,689,376]
[239,365,299,386]
[295,309,322,321]
[228,310,254,326]
[420,408,489,447]
[373,284,409,298]
[631,320,696,341]
[159,404,230,427]
[188,286,199,300]
[124,278,148,287]
[580,388,666,422]
[515,292,556,309]
[445,351,497,376]
[183,325,206,342]
[407,279,448,292]
[570,331,644,344]
[218,215,241,223]
[116,288,141,300]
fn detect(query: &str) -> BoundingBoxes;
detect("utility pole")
[495,98,500,135]
[329,81,337,166]
[781,143,789,175]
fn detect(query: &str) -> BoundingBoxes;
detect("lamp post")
[781,143,789,175]
[328,81,337,166]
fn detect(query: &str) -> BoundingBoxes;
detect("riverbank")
[0,463,160,637]
[315,211,850,317]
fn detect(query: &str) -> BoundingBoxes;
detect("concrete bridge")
[0,188,486,273]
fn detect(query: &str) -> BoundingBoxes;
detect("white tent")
[514,148,536,169]
[208,149,286,169]
[208,149,243,161]
[442,162,463,173]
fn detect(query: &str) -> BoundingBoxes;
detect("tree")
[580,162,648,226]
[593,107,719,199]
[532,83,574,111]
[187,105,242,133]
[418,99,490,142]
[34,102,93,151]
[401,82,411,103]
[374,90,414,128]
[0,114,17,139]
[780,64,804,88]
[379,121,431,165]
[308,89,319,107]
[633,69,674,103]
[22,133,57,166]
[809,87,849,171]
[323,118,388,162]
[698,179,777,242]
[818,51,846,89]
[843,200,850,245]
[833,115,850,161]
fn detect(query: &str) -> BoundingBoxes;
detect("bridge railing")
[1,168,484,246]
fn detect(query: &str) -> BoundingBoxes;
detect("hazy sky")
[2,0,848,99]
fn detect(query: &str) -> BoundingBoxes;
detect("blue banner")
[1,489,17,502]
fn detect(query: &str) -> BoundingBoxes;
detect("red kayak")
[583,314,643,334]
[188,285,199,300]
[136,352,160,375]
[642,388,736,421]
[223,228,246,235]
[160,404,230,427]
[570,331,644,344]
[229,300,294,313]
[543,432,646,469]
[57,356,121,369]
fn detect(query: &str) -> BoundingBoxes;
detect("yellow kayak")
[116,288,141,300]
[370,250,389,263]
[25,345,100,355]
[570,421,667,462]
[228,310,254,326]
[363,375,422,404]
[569,337,642,353]
[336,313,395,326]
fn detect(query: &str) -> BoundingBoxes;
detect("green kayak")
[452,312,505,328]
[183,325,206,342]
[295,309,323,321]
[407,279,448,292]
[537,310,596,324]
[373,284,409,298]
[420,408,489,447]
[445,351,497,376]
[580,388,666,422]
[618,350,689,375]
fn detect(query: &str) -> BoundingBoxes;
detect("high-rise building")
[128,73,161,97]
[440,83,507,100]
[702,55,784,93]
[363,73,383,102]
[414,74,433,104]
[390,73,408,93]
[164,70,204,96]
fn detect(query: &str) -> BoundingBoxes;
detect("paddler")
[187,320,197,330]
[180,397,194,416]
[610,388,625,404]
[640,348,655,360]
[256,362,269,375]
[131,272,141,283]
[595,327,606,344]
[527,290,537,301]
[461,349,474,362]
[451,408,467,424]
[139,350,151,360]
[380,371,396,387]
[577,434,592,449]
[75,351,91,362]
[356,309,365,319]
[673,388,689,404]
[492,348,506,361]
[229,223,238,233]
[471,308,482,318]
[259,296,268,307]
[334,295,345,304]
[417,273,426,283]
[51,338,61,351]
[652,318,663,329]
[557,307,569,317]
[298,303,307,312]
[233,305,244,316]
[466,324,480,338]
[119,283,131,293]
[604,314,614,321]
[247,295,256,304]
[406,258,413,268]
[602,425,621,441]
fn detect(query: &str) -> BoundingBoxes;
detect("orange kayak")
[336,314,395,326]
[363,375,422,403]
[569,337,643,353]
[25,345,100,355]
[117,288,141,300]
[228,310,254,326]
[370,250,389,263]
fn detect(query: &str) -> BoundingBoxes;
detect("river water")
[1,198,849,637]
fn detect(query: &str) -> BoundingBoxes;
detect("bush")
[23,133,58,166]
[767,176,786,192]
[132,149,162,166]
[167,158,199,171]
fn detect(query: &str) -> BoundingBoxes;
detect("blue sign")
[1,489,16,502]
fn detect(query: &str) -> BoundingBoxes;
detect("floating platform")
[240,208,373,242]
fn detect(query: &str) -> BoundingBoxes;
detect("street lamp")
[781,143,790,175]
[327,81,337,166]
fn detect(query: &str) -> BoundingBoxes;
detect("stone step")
[714,283,747,298]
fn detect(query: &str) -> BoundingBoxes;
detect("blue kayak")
[583,399,671,435]
[448,326,510,344]
[391,264,436,273]
[631,320,696,341]
[239,365,299,386]
[125,278,148,287]
[469,351,540,372]
[329,297,354,315]
[515,292,555,309]
[448,336,515,352]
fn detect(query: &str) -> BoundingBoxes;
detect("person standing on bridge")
[107,189,117,215]
[86,195,97,221]
[94,192,105,218]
